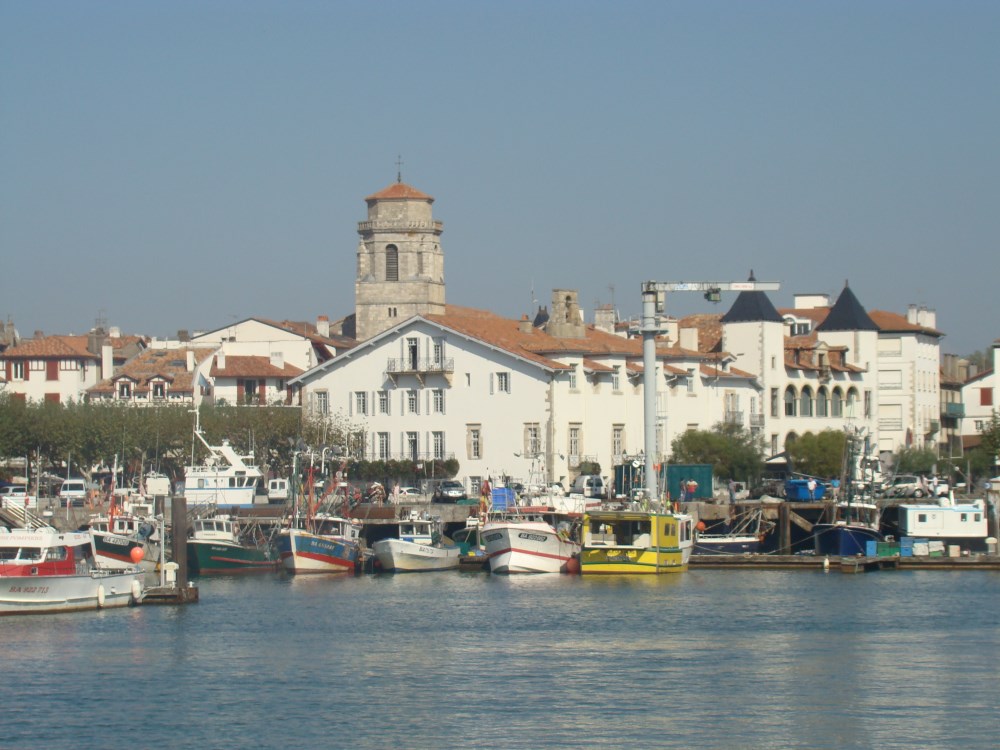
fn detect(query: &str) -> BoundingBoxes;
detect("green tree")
[670,422,764,482]
[893,447,939,475]
[784,430,847,479]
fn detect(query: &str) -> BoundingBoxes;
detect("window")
[612,366,621,391]
[524,423,541,455]
[153,382,165,399]
[496,371,510,394]
[981,388,994,407]
[432,340,443,366]
[406,338,418,370]
[468,425,482,460]
[378,390,390,415]
[118,381,132,399]
[406,432,419,461]
[568,366,577,390]
[686,369,695,393]
[314,391,329,415]
[386,244,399,281]
[784,387,797,417]
[612,425,624,457]
[407,390,418,414]
[864,390,872,418]
[377,432,390,460]
[770,388,779,417]
[12,361,24,380]
[432,389,445,414]
[831,389,843,417]
[799,387,813,417]
[816,388,829,417]
[355,391,368,415]
[569,424,581,458]
[770,434,778,455]
[432,431,445,460]
[46,360,58,381]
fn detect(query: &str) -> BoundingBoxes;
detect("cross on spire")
[396,155,404,183]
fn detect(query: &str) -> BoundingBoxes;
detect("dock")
[690,553,1000,571]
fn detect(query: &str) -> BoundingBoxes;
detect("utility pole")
[640,279,781,501]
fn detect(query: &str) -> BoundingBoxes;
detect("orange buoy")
[129,546,145,564]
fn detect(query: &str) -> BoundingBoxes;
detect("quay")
[691,553,1000,571]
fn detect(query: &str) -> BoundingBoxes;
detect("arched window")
[831,388,843,417]
[800,386,814,417]
[845,388,859,418]
[784,386,797,417]
[816,387,829,417]
[385,244,399,281]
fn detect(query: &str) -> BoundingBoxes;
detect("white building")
[961,339,999,453]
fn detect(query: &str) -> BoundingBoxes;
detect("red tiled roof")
[2,335,98,360]
[88,347,214,394]
[868,310,943,337]
[365,182,434,202]
[211,355,304,379]
[676,314,724,353]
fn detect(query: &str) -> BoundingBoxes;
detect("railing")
[926,420,940,435]
[944,402,965,418]
[724,410,743,425]
[385,358,455,375]
[879,418,904,431]
[749,413,765,427]
[369,451,456,462]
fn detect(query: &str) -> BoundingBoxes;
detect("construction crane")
[639,278,781,502]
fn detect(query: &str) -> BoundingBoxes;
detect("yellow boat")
[579,509,694,574]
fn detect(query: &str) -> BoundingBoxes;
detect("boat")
[482,513,581,574]
[187,515,280,575]
[86,485,162,573]
[372,512,461,572]
[182,412,263,508]
[451,516,489,569]
[0,526,144,615]
[813,428,883,557]
[693,505,771,556]
[888,495,989,552]
[275,514,362,574]
[579,508,694,574]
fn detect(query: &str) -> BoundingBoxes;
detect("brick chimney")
[316,315,330,338]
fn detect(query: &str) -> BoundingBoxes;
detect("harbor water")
[4,568,999,749]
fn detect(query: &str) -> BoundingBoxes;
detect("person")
[728,478,736,503]
[686,479,698,501]
[807,477,817,500]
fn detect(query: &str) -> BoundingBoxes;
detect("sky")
[2,1,998,356]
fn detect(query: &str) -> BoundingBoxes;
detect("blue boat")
[276,514,362,574]
[812,428,882,556]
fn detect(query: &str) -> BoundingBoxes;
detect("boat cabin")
[897,498,987,543]
[0,529,93,576]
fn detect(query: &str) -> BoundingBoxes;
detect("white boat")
[482,515,581,574]
[894,495,989,552]
[183,414,263,507]
[0,526,144,615]
[87,497,162,572]
[372,512,460,572]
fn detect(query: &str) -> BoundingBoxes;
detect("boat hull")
[580,510,694,575]
[0,569,143,615]
[813,523,882,557]
[693,534,761,556]
[92,531,160,572]
[276,529,359,574]
[187,540,278,576]
[372,539,460,572]
[483,521,580,574]
[579,545,691,574]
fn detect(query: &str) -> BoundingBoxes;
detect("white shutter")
[489,373,494,394]
[348,392,353,416]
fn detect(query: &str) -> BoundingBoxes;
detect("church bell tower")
[354,176,446,341]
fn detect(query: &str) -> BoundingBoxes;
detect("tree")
[892,447,940,475]
[670,422,764,482]
[784,430,847,479]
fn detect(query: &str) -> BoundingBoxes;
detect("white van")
[58,479,90,507]
[267,478,289,503]
[571,475,606,499]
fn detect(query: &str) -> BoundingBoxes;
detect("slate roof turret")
[720,271,783,324]
[816,282,878,332]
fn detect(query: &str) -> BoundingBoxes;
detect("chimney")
[316,315,330,338]
[177,329,190,343]
[101,343,114,380]
[270,351,284,369]
[906,304,918,325]
[216,351,226,370]
[186,349,195,372]
[109,326,121,338]
[518,314,533,334]
[679,327,699,351]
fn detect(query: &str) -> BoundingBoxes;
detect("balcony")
[925,420,940,436]
[386,357,455,385]
[749,413,765,427]
[879,418,903,431]
[944,402,965,418]
[724,410,744,425]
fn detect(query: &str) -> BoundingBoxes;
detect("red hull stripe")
[488,546,571,562]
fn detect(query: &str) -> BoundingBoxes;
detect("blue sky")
[2,1,997,355]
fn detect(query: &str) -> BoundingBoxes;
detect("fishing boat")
[693,505,771,556]
[813,428,883,557]
[87,467,162,573]
[579,508,694,574]
[182,412,263,507]
[482,514,581,574]
[187,515,279,575]
[0,526,144,615]
[888,495,989,552]
[275,514,362,574]
[372,512,461,572]
[451,516,489,569]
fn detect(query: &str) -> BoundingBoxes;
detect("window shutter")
[489,373,494,394]
[348,392,353,416]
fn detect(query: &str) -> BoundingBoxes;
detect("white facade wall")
[877,332,942,453]
[191,320,320,371]
[961,342,999,441]
[4,358,100,403]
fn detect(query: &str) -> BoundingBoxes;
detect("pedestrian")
[728,478,736,503]
[807,477,817,500]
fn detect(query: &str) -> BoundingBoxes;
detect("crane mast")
[640,279,780,501]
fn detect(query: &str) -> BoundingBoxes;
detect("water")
[3,568,999,749]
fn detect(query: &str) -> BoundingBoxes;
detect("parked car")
[432,480,466,503]
[58,478,90,507]
[396,486,420,498]
[0,484,38,509]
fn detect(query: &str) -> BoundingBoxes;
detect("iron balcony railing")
[386,358,455,375]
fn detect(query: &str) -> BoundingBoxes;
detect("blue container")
[784,479,826,501]
[490,487,516,511]
[865,540,878,557]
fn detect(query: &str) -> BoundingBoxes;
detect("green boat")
[187,515,279,575]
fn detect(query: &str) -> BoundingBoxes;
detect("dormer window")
[118,381,132,399]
